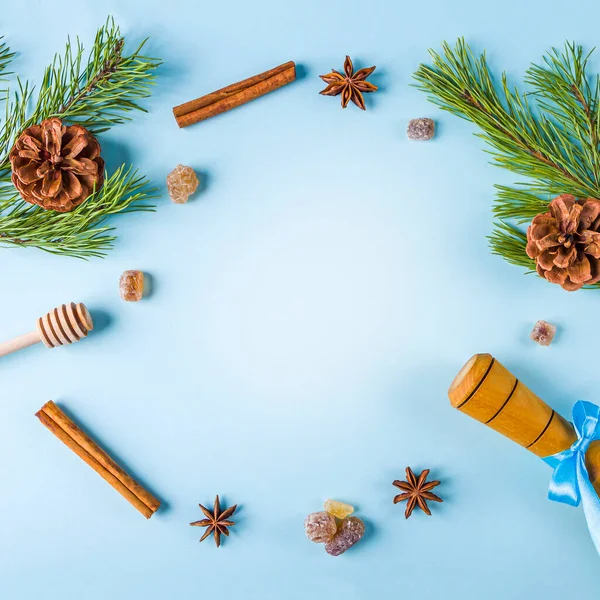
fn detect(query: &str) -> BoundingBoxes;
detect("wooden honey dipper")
[0,302,93,358]
[449,353,600,495]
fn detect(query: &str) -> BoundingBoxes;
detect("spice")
[319,56,378,110]
[173,62,296,128]
[392,467,442,518]
[36,401,160,518]
[190,495,237,547]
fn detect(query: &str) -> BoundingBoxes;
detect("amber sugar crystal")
[166,164,199,204]
[324,499,354,520]
[120,270,144,302]
[304,511,337,543]
[325,517,365,557]
[530,320,556,346]
[407,118,435,140]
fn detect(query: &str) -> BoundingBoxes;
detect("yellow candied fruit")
[324,499,354,520]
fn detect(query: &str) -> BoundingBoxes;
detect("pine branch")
[0,17,161,259]
[0,38,14,82]
[413,39,600,282]
[0,166,155,259]
[0,39,15,125]
[492,186,552,223]
[488,222,534,269]
[413,39,596,197]
[488,221,600,289]
[525,43,600,189]
[0,17,160,166]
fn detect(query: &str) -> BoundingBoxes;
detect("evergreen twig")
[413,39,600,287]
[0,17,161,259]
[0,166,154,259]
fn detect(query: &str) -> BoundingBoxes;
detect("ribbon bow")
[543,400,600,554]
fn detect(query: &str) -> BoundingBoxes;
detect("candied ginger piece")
[120,270,144,302]
[166,164,199,204]
[304,511,337,543]
[324,499,354,520]
[325,517,365,556]
[531,320,556,346]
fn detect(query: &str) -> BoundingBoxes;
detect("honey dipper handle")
[0,330,41,358]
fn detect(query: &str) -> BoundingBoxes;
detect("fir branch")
[413,39,600,283]
[0,17,161,259]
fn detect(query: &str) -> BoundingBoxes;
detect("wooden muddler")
[0,302,93,358]
[449,354,600,494]
[173,61,296,128]
[36,401,160,518]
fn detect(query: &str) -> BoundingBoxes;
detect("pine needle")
[413,39,600,283]
[0,17,161,259]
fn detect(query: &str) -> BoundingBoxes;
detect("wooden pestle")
[0,303,93,358]
[448,354,600,494]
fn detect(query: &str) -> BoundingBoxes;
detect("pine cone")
[526,194,600,291]
[9,117,104,213]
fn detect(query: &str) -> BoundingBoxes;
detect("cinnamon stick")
[173,61,296,128]
[36,401,160,518]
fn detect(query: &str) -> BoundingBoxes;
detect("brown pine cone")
[526,194,600,291]
[9,117,104,213]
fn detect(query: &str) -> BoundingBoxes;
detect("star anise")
[319,56,378,110]
[392,467,442,519]
[190,495,237,547]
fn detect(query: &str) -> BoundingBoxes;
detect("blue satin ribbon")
[542,400,600,554]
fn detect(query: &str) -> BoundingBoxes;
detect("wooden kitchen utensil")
[449,353,600,494]
[0,302,93,358]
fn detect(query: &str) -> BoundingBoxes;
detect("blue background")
[1,0,599,598]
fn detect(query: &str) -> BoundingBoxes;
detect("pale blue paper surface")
[1,1,600,598]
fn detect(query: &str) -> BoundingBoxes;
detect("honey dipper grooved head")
[37,303,94,348]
